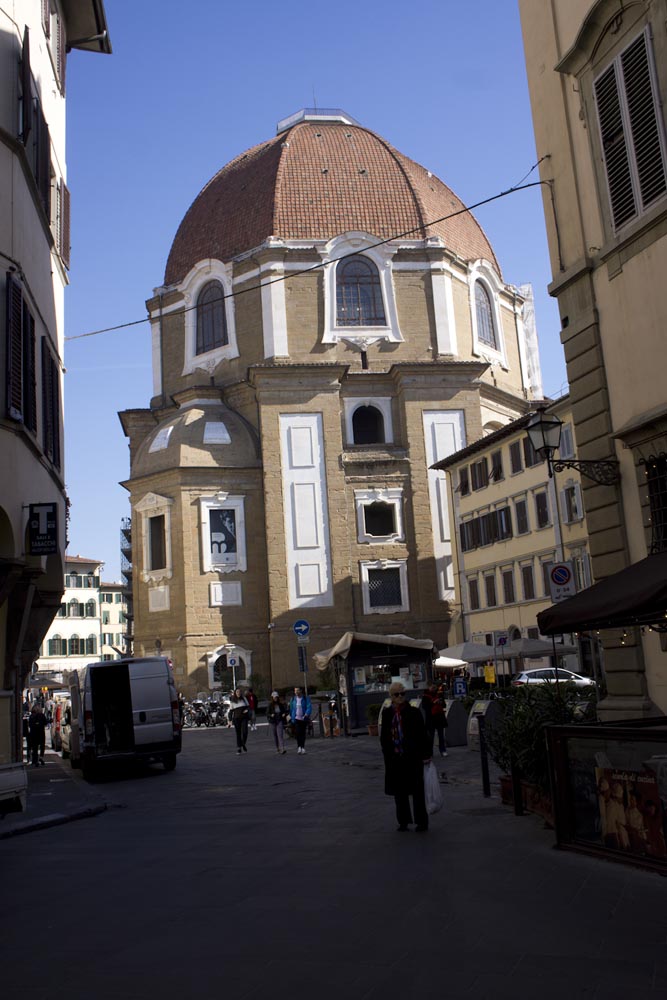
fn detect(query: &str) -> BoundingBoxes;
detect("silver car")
[512,667,595,688]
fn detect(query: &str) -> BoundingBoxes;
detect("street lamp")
[526,408,620,486]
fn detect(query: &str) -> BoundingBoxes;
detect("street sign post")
[453,677,467,698]
[294,620,311,693]
[549,562,577,603]
[293,619,310,639]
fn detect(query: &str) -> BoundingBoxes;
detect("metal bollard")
[510,760,524,816]
[475,712,491,798]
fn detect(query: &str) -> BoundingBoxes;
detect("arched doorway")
[207,644,253,690]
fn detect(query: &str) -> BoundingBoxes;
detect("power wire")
[65,179,547,343]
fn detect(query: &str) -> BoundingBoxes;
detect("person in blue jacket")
[289,687,312,754]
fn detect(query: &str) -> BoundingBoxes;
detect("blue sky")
[63,0,566,580]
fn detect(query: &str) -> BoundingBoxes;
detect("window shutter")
[42,338,61,468]
[37,107,51,217]
[23,303,37,432]
[621,32,666,212]
[57,15,67,93]
[6,274,24,420]
[21,27,33,145]
[58,180,71,268]
[41,0,51,37]
[595,30,667,230]
[596,62,637,229]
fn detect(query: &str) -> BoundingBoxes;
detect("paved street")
[2,726,667,999]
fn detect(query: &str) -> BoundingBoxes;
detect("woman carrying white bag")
[380,682,434,832]
[424,759,444,814]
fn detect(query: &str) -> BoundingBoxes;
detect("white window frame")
[135,492,174,583]
[179,260,239,376]
[320,232,402,345]
[355,488,404,543]
[593,27,667,233]
[559,423,575,459]
[469,261,508,368]
[533,489,551,529]
[199,493,247,574]
[513,495,530,535]
[360,559,409,615]
[343,397,394,446]
[561,481,584,524]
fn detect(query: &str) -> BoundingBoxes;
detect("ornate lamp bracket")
[551,458,620,486]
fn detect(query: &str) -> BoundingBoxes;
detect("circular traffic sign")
[551,564,572,586]
[293,619,310,638]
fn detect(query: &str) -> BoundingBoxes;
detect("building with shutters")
[0,2,111,779]
[519,0,667,716]
[34,556,103,681]
[119,108,547,697]
[433,396,602,682]
[34,558,128,682]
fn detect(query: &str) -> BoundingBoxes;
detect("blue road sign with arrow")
[293,619,310,638]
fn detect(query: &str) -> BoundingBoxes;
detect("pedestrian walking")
[288,686,312,754]
[246,687,258,731]
[421,684,448,757]
[267,691,288,754]
[380,682,432,832]
[228,687,250,754]
[28,704,47,767]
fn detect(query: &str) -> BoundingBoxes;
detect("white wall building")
[0,2,111,772]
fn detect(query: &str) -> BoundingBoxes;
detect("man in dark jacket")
[380,682,432,832]
[28,705,47,766]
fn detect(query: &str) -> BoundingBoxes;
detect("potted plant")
[365,703,382,737]
[485,682,596,822]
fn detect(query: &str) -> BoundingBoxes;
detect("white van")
[62,657,181,780]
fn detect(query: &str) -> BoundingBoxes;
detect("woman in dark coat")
[228,688,249,755]
[380,682,432,832]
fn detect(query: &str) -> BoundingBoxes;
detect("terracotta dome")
[164,110,499,285]
[132,391,260,478]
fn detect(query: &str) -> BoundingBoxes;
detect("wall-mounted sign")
[28,503,58,555]
[549,562,576,602]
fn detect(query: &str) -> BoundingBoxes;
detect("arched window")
[69,635,82,656]
[86,635,97,655]
[196,280,228,355]
[352,405,385,445]
[49,635,63,656]
[86,600,96,618]
[336,256,386,327]
[475,282,498,349]
[68,599,79,618]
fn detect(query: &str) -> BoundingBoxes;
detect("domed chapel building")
[119,109,544,696]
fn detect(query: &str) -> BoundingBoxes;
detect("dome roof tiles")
[165,120,499,286]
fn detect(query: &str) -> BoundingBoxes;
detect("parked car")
[512,667,596,688]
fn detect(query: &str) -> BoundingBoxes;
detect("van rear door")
[89,664,134,753]
[129,659,174,746]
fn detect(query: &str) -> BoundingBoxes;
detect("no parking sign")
[549,562,577,603]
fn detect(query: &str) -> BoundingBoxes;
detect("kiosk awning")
[537,552,667,634]
[313,632,433,671]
